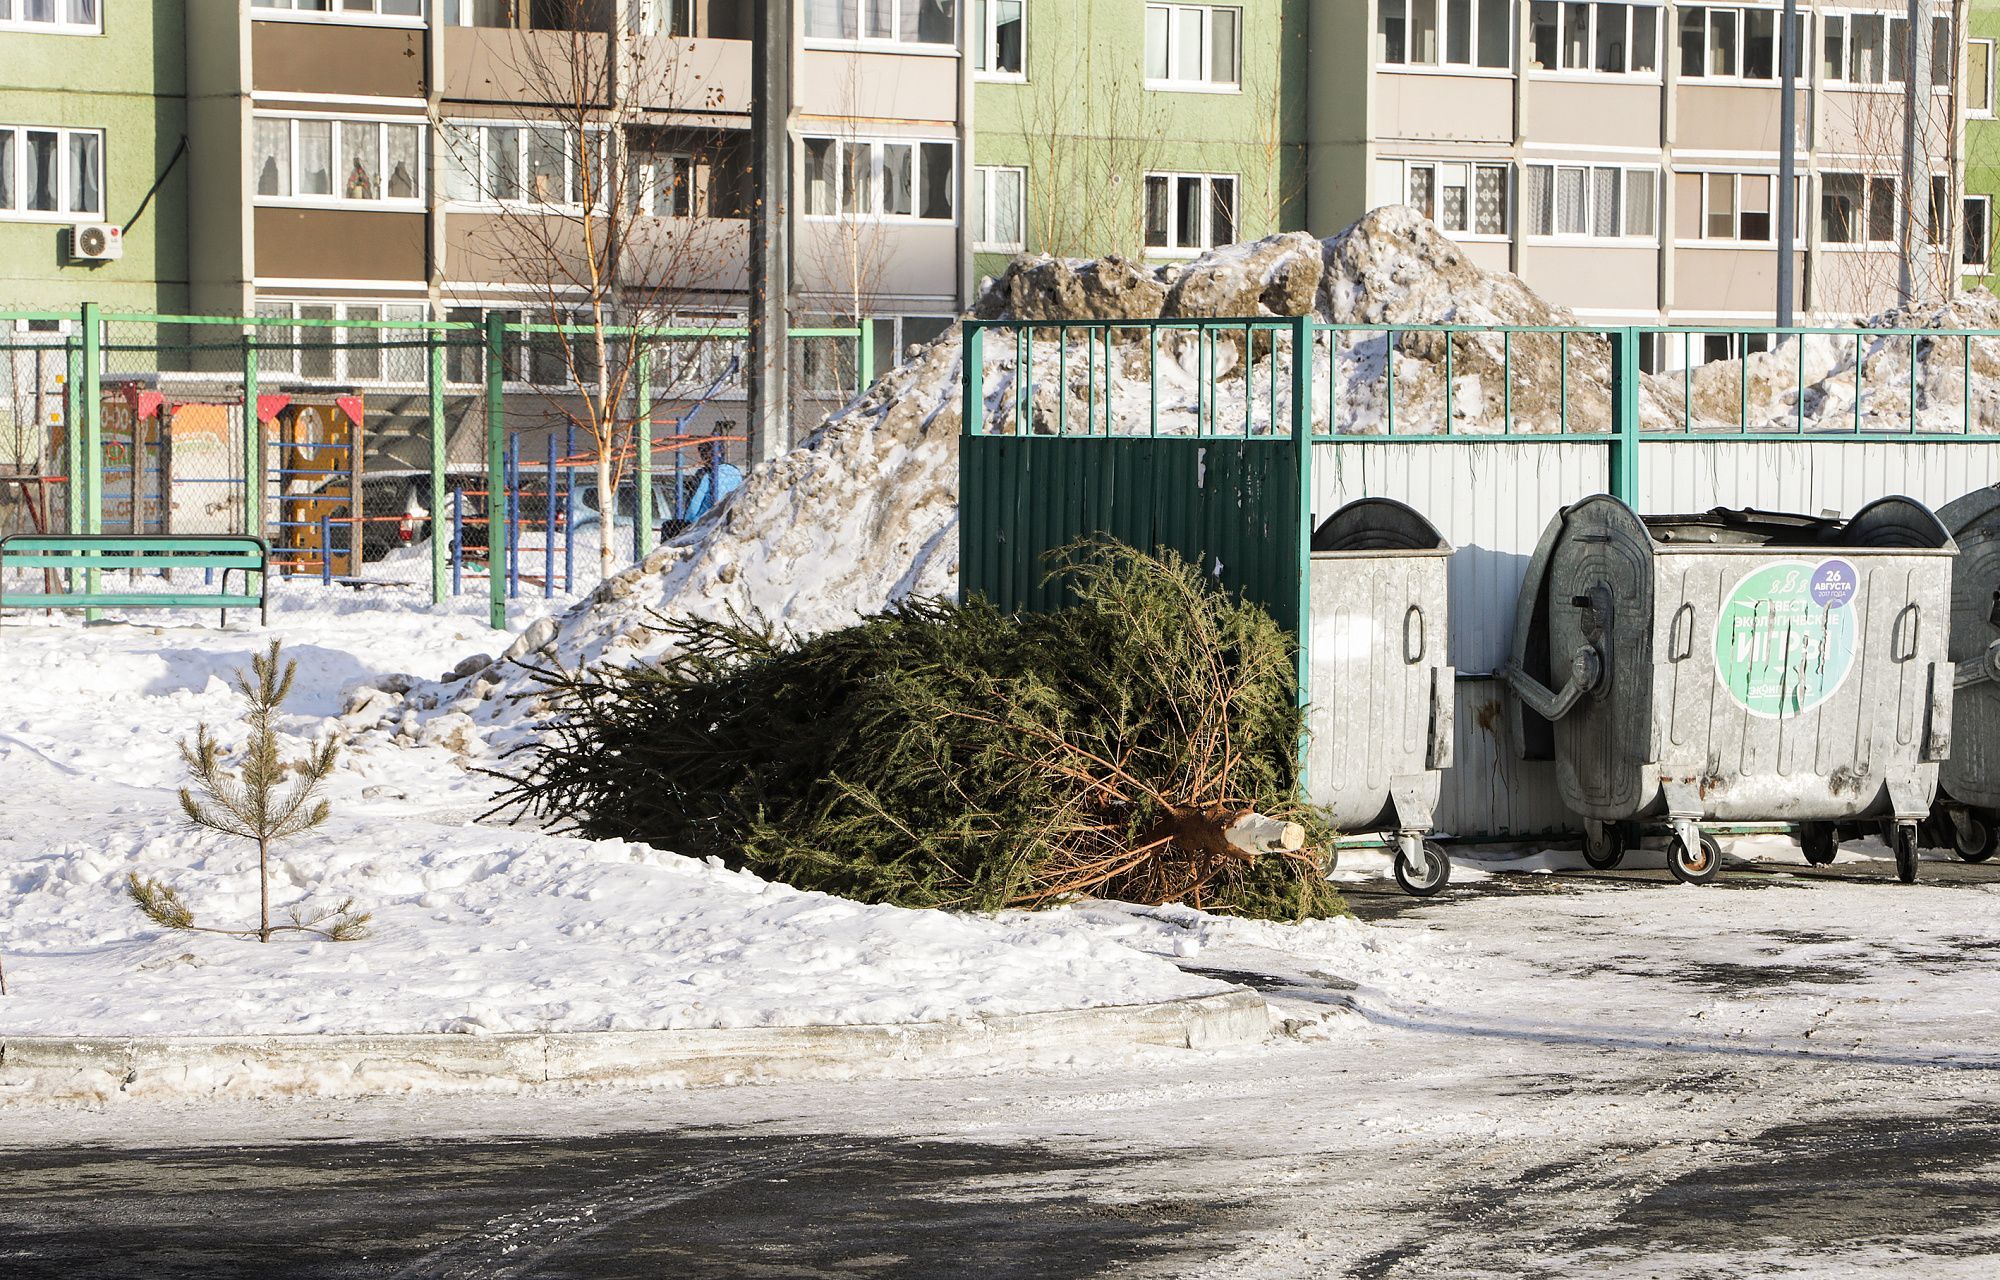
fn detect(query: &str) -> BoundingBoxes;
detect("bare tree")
[1016,44,1169,259]
[436,0,746,581]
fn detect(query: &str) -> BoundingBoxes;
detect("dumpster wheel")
[1954,814,1996,864]
[1894,824,1921,884]
[1394,841,1452,897]
[1668,832,1723,884]
[1800,822,1839,866]
[1582,821,1626,870]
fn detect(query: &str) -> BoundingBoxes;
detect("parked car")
[299,468,492,563]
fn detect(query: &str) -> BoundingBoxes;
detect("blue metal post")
[563,425,575,591]
[451,487,464,596]
[506,433,520,599]
[544,432,557,598]
[320,513,333,586]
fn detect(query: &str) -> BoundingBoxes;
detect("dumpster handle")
[1668,602,1695,662]
[1503,646,1603,723]
[1404,604,1425,664]
[1892,603,1920,664]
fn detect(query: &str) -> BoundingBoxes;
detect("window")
[439,120,601,209]
[1970,38,1994,116]
[1820,172,1863,243]
[628,0,693,35]
[1966,195,1991,269]
[1382,0,1512,68]
[0,0,99,33]
[1822,8,1947,87]
[255,0,423,17]
[255,300,428,383]
[801,136,955,221]
[1676,172,1790,241]
[1528,1,1659,73]
[1378,159,1509,234]
[1143,172,1235,251]
[1678,5,1803,80]
[255,117,424,206]
[1523,163,1655,238]
[804,0,957,46]
[972,164,1025,250]
[1145,5,1241,88]
[629,149,691,217]
[0,124,103,219]
[1867,175,1897,243]
[974,0,1024,75]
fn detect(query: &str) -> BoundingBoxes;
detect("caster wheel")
[1895,824,1920,884]
[1582,822,1626,870]
[1800,822,1839,867]
[1669,832,1723,884]
[1955,814,1996,864]
[1394,841,1451,897]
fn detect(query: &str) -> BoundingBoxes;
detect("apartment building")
[976,1,1977,363]
[1965,0,1999,291]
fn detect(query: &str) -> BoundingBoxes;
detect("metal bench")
[0,534,270,627]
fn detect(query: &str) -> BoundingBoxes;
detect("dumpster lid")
[1642,499,1952,550]
[1311,497,1452,554]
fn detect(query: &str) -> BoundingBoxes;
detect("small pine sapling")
[127,639,370,943]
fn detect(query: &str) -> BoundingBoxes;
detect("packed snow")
[0,599,1230,1039]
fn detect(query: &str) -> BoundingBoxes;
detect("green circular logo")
[1713,559,1858,719]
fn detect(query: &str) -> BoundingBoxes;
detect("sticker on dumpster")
[1714,559,1859,719]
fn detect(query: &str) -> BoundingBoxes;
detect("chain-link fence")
[0,308,866,630]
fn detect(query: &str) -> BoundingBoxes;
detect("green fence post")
[1290,313,1315,744]
[1608,326,1641,504]
[79,302,101,537]
[856,316,874,396]
[64,338,82,536]
[427,325,447,605]
[486,313,509,631]
[958,320,984,608]
[242,327,263,599]
[636,338,655,560]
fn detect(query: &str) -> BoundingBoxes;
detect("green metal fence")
[0,306,869,630]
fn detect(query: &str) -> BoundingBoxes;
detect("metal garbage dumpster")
[1932,486,2000,862]
[1307,498,1456,895]
[1504,495,1955,884]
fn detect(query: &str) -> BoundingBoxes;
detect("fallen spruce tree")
[498,541,1341,920]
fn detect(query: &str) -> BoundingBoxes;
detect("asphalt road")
[6,847,2000,1279]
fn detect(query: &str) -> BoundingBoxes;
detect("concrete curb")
[0,989,1269,1104]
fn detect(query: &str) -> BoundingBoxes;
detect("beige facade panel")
[1810,249,1935,317]
[255,208,427,282]
[620,217,751,294]
[795,50,958,126]
[1458,240,1511,275]
[1675,85,1785,155]
[631,35,752,116]
[1518,244,1659,312]
[1816,91,1953,160]
[1374,72,1513,145]
[442,211,593,286]
[1671,246,1793,314]
[795,221,960,307]
[251,20,425,100]
[442,28,612,106]
[1525,80,1660,149]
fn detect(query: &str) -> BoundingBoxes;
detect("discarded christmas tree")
[128,639,369,944]
[502,540,1340,920]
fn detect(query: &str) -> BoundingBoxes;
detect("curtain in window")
[1591,166,1619,236]
[0,132,12,210]
[1474,166,1505,233]
[1623,169,1655,236]
[920,141,953,218]
[26,130,56,212]
[67,130,99,213]
[881,142,914,215]
[299,119,333,196]
[385,124,419,199]
[255,119,291,197]
[342,122,380,200]
[1556,167,1585,235]
[805,0,857,38]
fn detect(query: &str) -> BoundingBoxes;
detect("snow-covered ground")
[0,599,1223,1039]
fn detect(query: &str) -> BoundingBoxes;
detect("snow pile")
[0,614,1225,1038]
[364,205,2000,748]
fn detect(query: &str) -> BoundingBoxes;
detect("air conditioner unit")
[69,223,122,263]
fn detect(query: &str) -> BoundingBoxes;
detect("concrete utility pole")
[1777,0,1798,327]
[1899,0,1935,307]
[748,0,792,465]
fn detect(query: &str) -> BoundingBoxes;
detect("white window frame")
[972,163,1026,251]
[1142,170,1238,254]
[1677,170,1800,244]
[1965,194,1992,269]
[0,0,101,35]
[254,299,430,385]
[438,119,608,213]
[1673,4,1801,83]
[1522,162,1659,242]
[1970,38,1996,118]
[801,0,961,53]
[252,0,426,26]
[800,136,958,223]
[0,124,106,222]
[1816,169,1906,248]
[1144,4,1243,92]
[629,148,693,218]
[972,0,1026,79]
[1376,158,1511,238]
[1526,1,1664,78]
[1378,0,1515,72]
[627,0,694,36]
[253,114,428,209]
[1818,7,1952,91]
